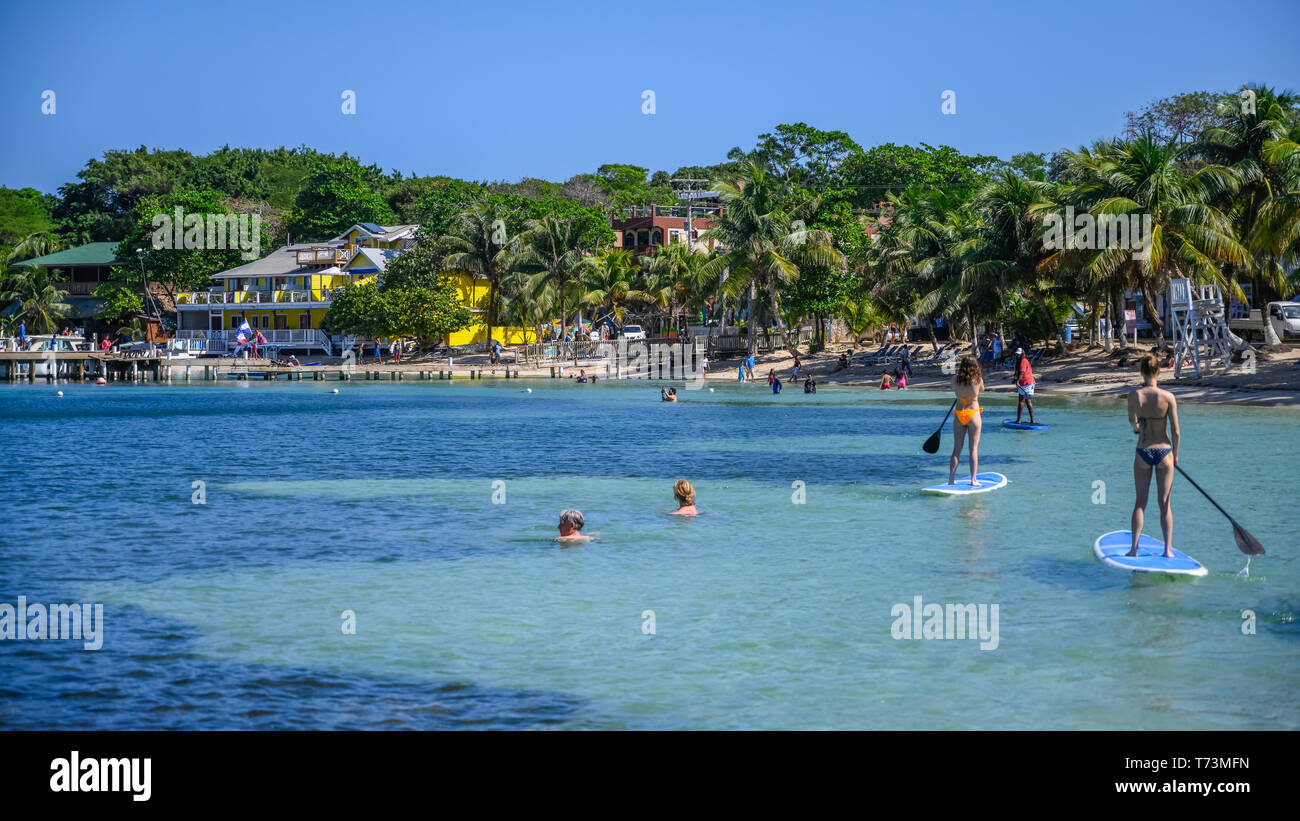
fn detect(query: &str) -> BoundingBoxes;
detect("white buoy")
[95,377,106,385]
[330,388,340,394]
[56,391,63,397]
[709,388,714,392]
[526,388,532,393]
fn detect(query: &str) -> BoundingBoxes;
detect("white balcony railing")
[176,289,343,307]
[175,329,334,352]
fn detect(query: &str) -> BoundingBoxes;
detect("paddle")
[1175,465,1264,555]
[923,399,959,454]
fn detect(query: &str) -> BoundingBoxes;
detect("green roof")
[13,242,123,268]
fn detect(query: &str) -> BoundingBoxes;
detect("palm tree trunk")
[1139,281,1163,341]
[745,280,758,359]
[1112,287,1127,349]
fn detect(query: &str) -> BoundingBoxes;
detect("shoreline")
[25,344,1300,409]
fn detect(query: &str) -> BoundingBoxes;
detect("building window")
[299,314,312,330]
[231,315,243,330]
[275,315,288,330]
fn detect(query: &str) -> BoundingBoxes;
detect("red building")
[611,196,722,257]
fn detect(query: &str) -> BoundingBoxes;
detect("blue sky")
[1,0,1297,194]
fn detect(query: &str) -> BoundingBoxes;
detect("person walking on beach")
[745,355,755,382]
[373,340,383,364]
[900,346,913,379]
[701,354,709,378]
[391,339,401,363]
[671,479,698,516]
[792,356,801,379]
[1127,353,1180,558]
[1013,348,1037,424]
[555,509,590,543]
[949,356,984,487]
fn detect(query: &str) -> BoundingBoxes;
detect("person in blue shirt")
[745,355,755,382]
[772,376,782,394]
[17,320,27,350]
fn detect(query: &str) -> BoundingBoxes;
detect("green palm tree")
[579,248,649,328]
[438,200,519,351]
[6,232,63,264]
[701,161,841,356]
[968,170,1068,351]
[1,266,71,334]
[1066,137,1246,340]
[515,215,588,364]
[1194,85,1300,344]
[642,243,712,335]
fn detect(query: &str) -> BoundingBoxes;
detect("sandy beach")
[704,340,1300,408]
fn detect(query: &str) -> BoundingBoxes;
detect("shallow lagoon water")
[1,378,1296,729]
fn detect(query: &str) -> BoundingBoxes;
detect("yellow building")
[176,223,533,353]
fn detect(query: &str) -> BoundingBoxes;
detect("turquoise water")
[1,378,1296,729]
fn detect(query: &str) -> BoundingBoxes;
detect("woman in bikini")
[1127,352,1180,558]
[949,356,984,486]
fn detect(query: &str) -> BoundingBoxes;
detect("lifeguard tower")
[1169,278,1232,378]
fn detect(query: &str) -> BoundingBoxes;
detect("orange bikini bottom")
[954,399,982,426]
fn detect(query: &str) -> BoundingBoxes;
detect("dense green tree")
[289,159,396,241]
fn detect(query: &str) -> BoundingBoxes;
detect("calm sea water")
[1,377,1296,730]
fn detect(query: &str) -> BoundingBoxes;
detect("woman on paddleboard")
[1126,353,1180,558]
[949,356,984,487]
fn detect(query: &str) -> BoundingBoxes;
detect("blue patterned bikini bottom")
[1136,447,1171,467]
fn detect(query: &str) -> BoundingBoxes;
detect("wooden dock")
[0,351,523,383]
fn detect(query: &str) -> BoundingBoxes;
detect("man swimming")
[1126,353,1180,558]
[949,356,984,487]
[554,509,591,543]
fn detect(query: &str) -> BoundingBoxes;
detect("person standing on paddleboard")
[949,356,984,487]
[1012,348,1037,425]
[1127,353,1180,558]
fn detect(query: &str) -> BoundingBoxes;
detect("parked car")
[621,324,646,340]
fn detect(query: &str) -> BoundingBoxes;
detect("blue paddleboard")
[1002,419,1049,430]
[922,472,1008,496]
[1093,530,1207,577]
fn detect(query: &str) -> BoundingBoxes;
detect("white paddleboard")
[922,472,1007,496]
[1093,530,1207,577]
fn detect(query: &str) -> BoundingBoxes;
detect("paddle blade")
[1233,521,1265,556]
[922,431,941,454]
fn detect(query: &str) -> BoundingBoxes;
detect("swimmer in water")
[1127,352,1180,558]
[949,356,984,487]
[671,479,698,516]
[661,387,677,402]
[554,509,591,543]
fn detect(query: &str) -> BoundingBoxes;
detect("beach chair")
[860,344,894,364]
[1028,347,1045,364]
